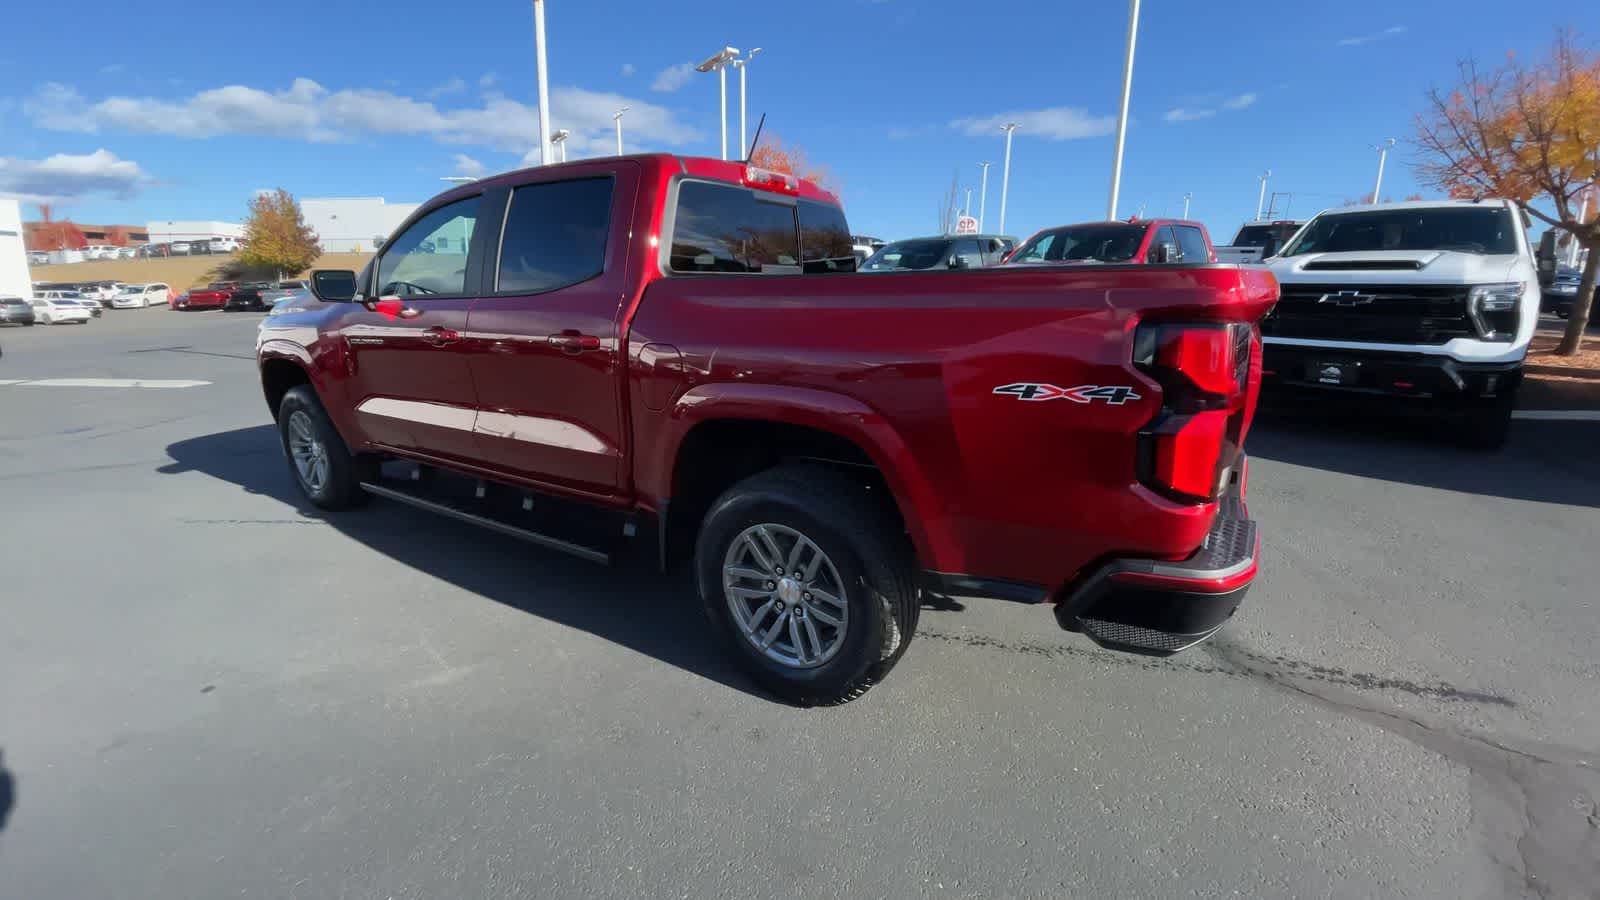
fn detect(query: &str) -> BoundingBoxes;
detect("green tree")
[240,189,321,280]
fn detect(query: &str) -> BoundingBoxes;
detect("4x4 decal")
[993,383,1143,404]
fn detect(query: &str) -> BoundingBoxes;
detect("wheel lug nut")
[766,581,776,590]
[775,567,784,575]
[802,592,811,601]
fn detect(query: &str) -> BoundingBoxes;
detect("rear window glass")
[861,239,954,271]
[798,200,856,273]
[670,181,800,274]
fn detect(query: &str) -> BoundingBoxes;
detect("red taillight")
[1133,322,1253,503]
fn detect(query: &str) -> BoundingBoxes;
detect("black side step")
[359,481,611,565]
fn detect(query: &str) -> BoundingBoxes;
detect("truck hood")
[1269,250,1521,284]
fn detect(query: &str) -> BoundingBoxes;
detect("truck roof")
[436,153,843,207]
[1312,198,1516,215]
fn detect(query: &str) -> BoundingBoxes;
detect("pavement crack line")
[1204,638,1600,900]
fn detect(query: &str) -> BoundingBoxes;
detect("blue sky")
[0,1,1581,243]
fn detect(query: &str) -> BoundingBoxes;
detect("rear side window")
[670,181,800,274]
[1175,226,1209,262]
[798,200,855,273]
[496,177,613,294]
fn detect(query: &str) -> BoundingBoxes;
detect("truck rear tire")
[695,464,919,705]
[276,385,376,510]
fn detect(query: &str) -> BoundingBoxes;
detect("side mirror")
[372,236,387,250]
[309,269,359,303]
[1152,242,1181,263]
[947,255,968,270]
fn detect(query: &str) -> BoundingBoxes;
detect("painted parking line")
[2,378,212,389]
[1513,409,1600,422]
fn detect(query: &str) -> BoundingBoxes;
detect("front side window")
[670,181,800,274]
[798,200,855,273]
[1281,207,1518,256]
[496,177,613,294]
[377,196,481,296]
[1175,226,1209,262]
[952,239,985,269]
[1008,224,1147,264]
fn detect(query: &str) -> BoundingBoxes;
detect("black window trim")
[478,173,619,298]
[371,192,488,300]
[659,175,808,277]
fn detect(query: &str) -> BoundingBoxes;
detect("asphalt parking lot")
[1,309,1597,899]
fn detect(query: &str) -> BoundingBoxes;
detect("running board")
[359,481,611,565]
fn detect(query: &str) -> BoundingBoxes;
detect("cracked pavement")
[1,312,1597,898]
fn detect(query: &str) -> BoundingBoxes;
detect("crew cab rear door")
[463,162,638,498]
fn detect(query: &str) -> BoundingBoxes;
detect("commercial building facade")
[145,220,244,245]
[300,197,420,253]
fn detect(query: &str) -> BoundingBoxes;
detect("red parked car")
[175,281,237,310]
[257,154,1276,704]
[1005,218,1217,265]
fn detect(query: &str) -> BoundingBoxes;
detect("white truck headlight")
[1467,282,1523,341]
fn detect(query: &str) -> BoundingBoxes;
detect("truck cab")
[1213,220,1305,265]
[1261,199,1537,446]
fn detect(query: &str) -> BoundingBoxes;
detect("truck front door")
[340,195,484,463]
[464,164,637,498]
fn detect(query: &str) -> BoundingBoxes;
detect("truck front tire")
[276,385,375,510]
[695,464,919,705]
[1459,391,1516,450]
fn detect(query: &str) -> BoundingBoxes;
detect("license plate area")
[1308,359,1362,386]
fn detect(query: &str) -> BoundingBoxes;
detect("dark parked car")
[223,282,271,311]
[0,297,36,326]
[859,234,1017,272]
[1544,266,1598,319]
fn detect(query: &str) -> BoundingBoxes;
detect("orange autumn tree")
[28,204,87,252]
[1414,32,1600,354]
[749,134,834,191]
[240,189,321,281]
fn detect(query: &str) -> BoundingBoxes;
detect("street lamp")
[731,47,762,158]
[1256,170,1272,220]
[551,129,570,163]
[1372,138,1396,202]
[999,123,1019,235]
[696,46,741,160]
[1106,0,1141,220]
[977,161,992,233]
[613,106,630,156]
[531,0,552,165]
[1182,192,1193,219]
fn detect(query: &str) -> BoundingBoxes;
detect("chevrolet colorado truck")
[1262,200,1537,448]
[257,154,1277,704]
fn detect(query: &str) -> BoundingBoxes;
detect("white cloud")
[1164,107,1216,123]
[427,77,467,99]
[1337,25,1405,46]
[950,107,1116,141]
[479,72,498,88]
[1222,92,1257,110]
[0,149,150,203]
[25,79,701,164]
[100,63,125,75]
[1164,91,1256,124]
[620,63,636,77]
[451,153,486,177]
[651,62,696,93]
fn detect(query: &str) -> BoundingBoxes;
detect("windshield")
[1230,224,1298,248]
[1281,207,1518,256]
[861,239,954,271]
[1008,224,1147,263]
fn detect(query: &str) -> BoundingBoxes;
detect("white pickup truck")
[1213,220,1304,265]
[1260,199,1538,447]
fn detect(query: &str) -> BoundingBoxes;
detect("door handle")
[424,326,461,347]
[547,330,602,354]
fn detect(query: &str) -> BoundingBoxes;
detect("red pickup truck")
[257,154,1277,704]
[177,281,237,310]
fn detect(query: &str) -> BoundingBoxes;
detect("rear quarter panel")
[630,264,1278,589]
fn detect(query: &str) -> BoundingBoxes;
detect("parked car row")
[857,217,1214,273]
[173,280,305,312]
[26,238,243,265]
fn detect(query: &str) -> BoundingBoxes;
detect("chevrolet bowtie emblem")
[1318,289,1375,306]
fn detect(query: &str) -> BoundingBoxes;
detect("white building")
[1,199,32,300]
[300,197,420,253]
[146,219,245,245]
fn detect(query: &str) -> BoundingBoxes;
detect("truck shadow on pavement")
[1249,408,1600,507]
[159,426,770,701]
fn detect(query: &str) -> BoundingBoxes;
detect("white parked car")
[209,237,241,253]
[29,294,94,324]
[169,241,191,256]
[112,283,171,308]
[28,250,49,265]
[118,246,138,259]
[85,245,119,260]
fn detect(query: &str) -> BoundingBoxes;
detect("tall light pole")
[963,187,974,220]
[1372,138,1396,202]
[1106,0,1141,220]
[532,0,552,165]
[977,161,992,233]
[999,123,1019,234]
[612,106,630,156]
[552,129,570,163]
[1256,170,1272,220]
[696,46,740,160]
[1182,192,1193,219]
[732,47,762,158]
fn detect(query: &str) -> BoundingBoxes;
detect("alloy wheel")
[286,410,330,494]
[722,523,849,669]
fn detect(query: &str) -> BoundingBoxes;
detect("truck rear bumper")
[1054,493,1257,656]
